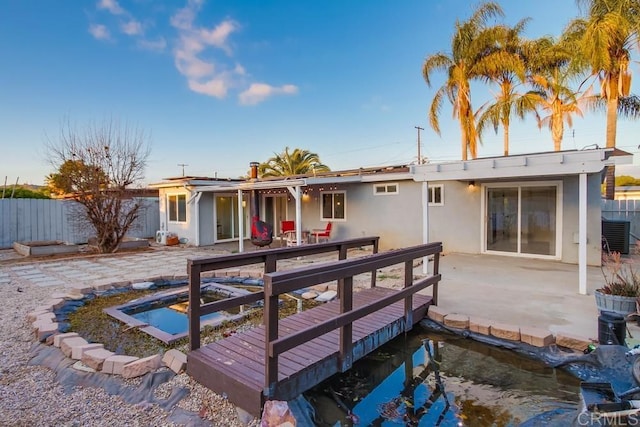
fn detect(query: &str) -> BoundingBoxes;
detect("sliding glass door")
[485,183,559,257]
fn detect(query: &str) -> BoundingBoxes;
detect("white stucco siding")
[199,193,215,246]
[157,187,197,245]
[427,181,483,254]
[560,174,602,265]
[293,182,424,250]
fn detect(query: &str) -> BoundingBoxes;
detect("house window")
[321,191,346,220]
[428,185,443,206]
[168,194,187,222]
[373,183,399,195]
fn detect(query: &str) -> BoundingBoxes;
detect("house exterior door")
[214,194,249,242]
[484,182,560,258]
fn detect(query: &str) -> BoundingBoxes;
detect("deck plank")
[187,286,432,417]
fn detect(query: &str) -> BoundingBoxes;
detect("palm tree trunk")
[502,118,509,156]
[604,89,619,200]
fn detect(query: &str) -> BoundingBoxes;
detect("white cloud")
[239,83,299,105]
[89,24,111,40]
[199,20,238,54]
[121,20,143,36]
[234,64,246,75]
[175,50,214,79]
[188,77,229,98]
[137,37,167,52]
[97,0,124,15]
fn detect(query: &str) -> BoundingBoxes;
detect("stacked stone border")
[26,268,266,379]
[428,306,596,352]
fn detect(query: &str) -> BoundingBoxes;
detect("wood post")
[404,260,413,332]
[188,263,202,351]
[264,277,279,397]
[339,276,353,372]
[432,252,440,305]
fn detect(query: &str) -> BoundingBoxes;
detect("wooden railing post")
[337,243,348,300]
[432,252,440,305]
[262,254,277,326]
[263,277,279,398]
[371,237,379,288]
[404,260,413,332]
[339,276,353,372]
[188,263,202,351]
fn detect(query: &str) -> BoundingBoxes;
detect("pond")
[305,328,581,426]
[104,283,255,344]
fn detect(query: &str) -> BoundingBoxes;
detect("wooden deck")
[188,287,432,416]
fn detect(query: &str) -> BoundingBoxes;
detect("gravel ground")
[0,246,406,426]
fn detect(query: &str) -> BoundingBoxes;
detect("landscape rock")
[82,348,115,371]
[122,354,162,379]
[469,317,492,335]
[443,313,469,329]
[162,349,187,374]
[520,327,555,347]
[60,336,89,358]
[427,306,449,323]
[53,332,79,348]
[131,281,154,290]
[261,400,296,427]
[490,322,521,341]
[556,332,593,351]
[103,355,139,375]
[71,343,104,360]
[315,290,337,302]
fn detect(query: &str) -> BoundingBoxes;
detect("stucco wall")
[158,187,197,244]
[292,181,425,251]
[199,193,215,246]
[560,174,602,265]
[428,181,482,254]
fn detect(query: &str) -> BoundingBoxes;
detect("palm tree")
[422,1,504,161]
[524,37,591,151]
[566,0,640,198]
[258,147,330,177]
[477,19,540,156]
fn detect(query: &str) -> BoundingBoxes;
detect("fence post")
[188,262,202,351]
[339,276,353,372]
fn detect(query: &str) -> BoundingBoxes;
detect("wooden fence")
[0,198,159,248]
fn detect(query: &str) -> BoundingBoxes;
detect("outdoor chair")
[310,222,332,243]
[279,220,296,245]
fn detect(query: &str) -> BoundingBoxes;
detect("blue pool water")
[131,307,224,335]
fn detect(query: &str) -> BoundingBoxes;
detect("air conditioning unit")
[156,230,169,245]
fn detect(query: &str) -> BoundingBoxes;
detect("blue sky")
[1,0,638,186]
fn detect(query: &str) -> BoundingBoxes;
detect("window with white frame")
[373,183,399,195]
[168,194,187,222]
[428,185,443,206]
[321,191,346,220]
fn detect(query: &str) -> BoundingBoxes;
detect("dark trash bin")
[598,311,626,345]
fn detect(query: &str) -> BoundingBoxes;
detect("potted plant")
[596,251,640,316]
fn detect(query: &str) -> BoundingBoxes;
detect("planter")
[594,289,638,316]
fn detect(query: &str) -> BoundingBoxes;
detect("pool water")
[305,328,580,426]
[131,307,225,335]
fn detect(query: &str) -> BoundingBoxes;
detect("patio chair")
[310,222,332,243]
[279,220,295,245]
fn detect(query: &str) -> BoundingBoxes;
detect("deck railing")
[187,237,380,350]
[262,242,442,397]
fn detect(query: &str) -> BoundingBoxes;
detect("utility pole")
[415,126,424,164]
[178,164,188,176]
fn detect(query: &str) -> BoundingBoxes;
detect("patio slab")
[422,252,639,342]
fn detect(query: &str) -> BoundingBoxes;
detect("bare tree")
[46,118,151,253]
